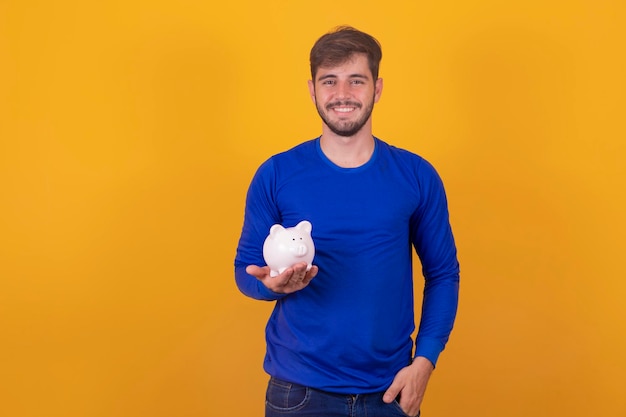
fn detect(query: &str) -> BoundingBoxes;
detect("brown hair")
[310,26,382,81]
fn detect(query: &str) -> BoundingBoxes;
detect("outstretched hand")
[246,262,318,294]
[382,356,434,417]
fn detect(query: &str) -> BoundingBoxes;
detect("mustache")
[325,101,362,110]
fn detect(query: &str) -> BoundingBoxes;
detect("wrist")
[412,356,435,372]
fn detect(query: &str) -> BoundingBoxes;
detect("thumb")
[246,265,269,279]
[245,265,260,275]
[382,380,401,404]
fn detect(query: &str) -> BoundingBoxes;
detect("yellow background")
[1,1,625,416]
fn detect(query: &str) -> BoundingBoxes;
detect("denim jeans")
[265,377,420,417]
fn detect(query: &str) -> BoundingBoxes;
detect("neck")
[319,127,375,168]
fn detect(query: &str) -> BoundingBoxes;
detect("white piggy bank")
[263,220,315,277]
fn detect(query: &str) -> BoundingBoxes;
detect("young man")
[234,26,460,417]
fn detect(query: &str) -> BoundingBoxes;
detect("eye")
[350,79,365,85]
[322,79,335,85]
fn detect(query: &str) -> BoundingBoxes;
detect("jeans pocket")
[266,377,310,412]
[391,399,421,417]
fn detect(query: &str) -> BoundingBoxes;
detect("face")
[308,53,383,137]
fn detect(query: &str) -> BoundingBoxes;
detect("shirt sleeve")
[410,159,460,366]
[234,158,288,301]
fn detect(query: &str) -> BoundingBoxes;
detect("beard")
[315,95,375,137]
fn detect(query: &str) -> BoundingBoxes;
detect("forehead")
[315,53,372,80]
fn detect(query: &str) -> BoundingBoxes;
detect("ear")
[269,224,284,237]
[374,77,383,103]
[296,220,312,233]
[307,80,316,104]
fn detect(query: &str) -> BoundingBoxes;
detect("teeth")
[334,107,354,113]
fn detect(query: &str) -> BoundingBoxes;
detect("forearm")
[414,272,459,366]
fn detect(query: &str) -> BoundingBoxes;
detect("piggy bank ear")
[269,224,285,237]
[295,220,312,233]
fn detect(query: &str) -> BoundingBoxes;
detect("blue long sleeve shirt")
[234,137,459,394]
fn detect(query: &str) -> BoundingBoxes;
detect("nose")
[290,244,308,257]
[335,81,351,99]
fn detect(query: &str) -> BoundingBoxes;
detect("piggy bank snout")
[290,242,309,257]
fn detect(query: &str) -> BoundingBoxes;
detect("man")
[235,26,459,417]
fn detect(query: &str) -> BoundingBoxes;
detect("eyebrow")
[317,73,370,82]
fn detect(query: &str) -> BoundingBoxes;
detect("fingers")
[248,263,317,294]
[303,265,319,284]
[383,363,429,417]
[382,380,400,404]
[281,263,310,288]
[289,263,307,282]
[384,384,420,417]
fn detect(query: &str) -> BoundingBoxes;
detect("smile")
[327,101,361,113]
[333,107,356,113]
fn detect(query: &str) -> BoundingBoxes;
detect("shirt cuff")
[414,336,446,367]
